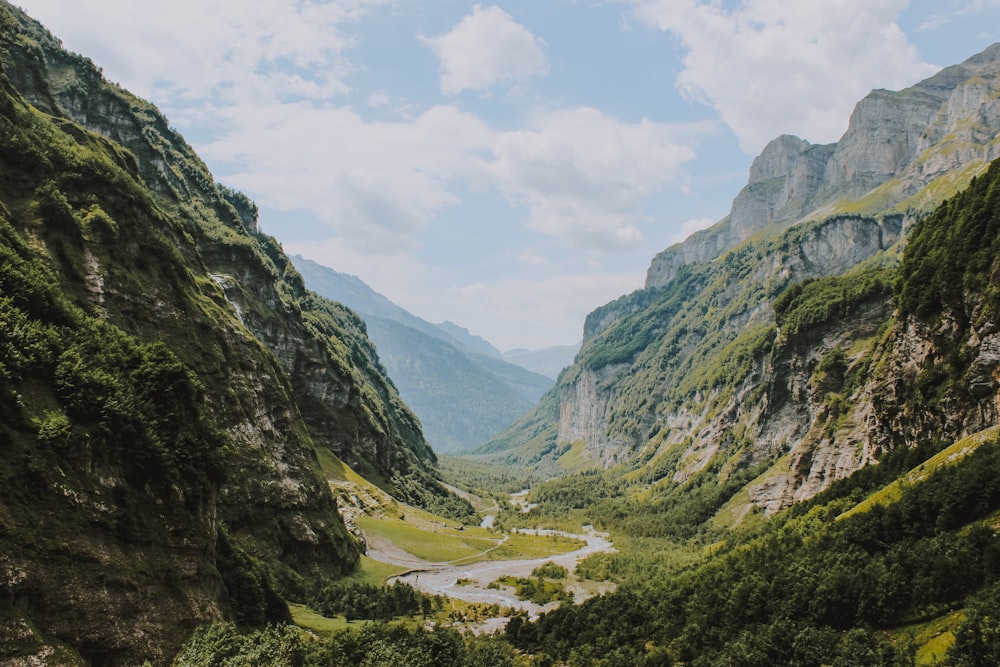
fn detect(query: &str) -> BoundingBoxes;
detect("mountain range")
[0,3,467,663]
[291,255,569,453]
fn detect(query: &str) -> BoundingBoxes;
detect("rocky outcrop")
[646,43,1000,291]
[489,38,1000,517]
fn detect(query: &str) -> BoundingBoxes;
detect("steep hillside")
[497,154,1000,665]
[0,3,451,663]
[476,42,1000,515]
[293,256,552,453]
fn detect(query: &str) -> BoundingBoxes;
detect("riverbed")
[383,528,614,619]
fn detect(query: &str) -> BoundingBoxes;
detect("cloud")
[290,236,644,349]
[628,0,939,153]
[199,103,495,254]
[669,216,715,245]
[444,272,646,350]
[916,0,1000,32]
[421,5,548,95]
[202,102,707,257]
[18,0,397,112]
[488,108,707,252]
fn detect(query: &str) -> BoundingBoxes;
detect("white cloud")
[287,238,642,350]
[488,108,707,252]
[669,216,715,245]
[421,5,548,95]
[201,102,707,257]
[18,0,390,108]
[628,0,939,153]
[200,103,495,254]
[444,272,645,350]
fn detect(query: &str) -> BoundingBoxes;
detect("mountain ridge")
[0,3,462,662]
[474,40,1000,517]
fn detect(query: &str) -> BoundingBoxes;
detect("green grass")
[889,610,963,666]
[838,426,1000,521]
[343,556,407,586]
[557,439,597,472]
[478,532,585,562]
[289,603,352,637]
[356,514,499,563]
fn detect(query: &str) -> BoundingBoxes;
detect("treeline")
[172,623,520,667]
[307,581,441,621]
[506,435,1000,665]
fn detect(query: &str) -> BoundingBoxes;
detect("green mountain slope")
[475,43,1000,516]
[501,159,1000,663]
[0,3,457,663]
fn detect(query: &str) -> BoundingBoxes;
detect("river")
[383,528,614,622]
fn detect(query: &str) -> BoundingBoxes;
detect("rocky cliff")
[645,43,1000,293]
[479,42,1000,518]
[0,3,444,664]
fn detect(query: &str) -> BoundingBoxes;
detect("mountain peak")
[645,40,1000,291]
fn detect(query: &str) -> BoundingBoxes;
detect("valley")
[3,2,1000,666]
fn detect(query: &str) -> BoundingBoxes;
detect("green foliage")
[773,267,896,338]
[532,562,568,579]
[216,530,291,627]
[947,581,1000,666]
[307,581,439,621]
[510,434,1000,665]
[899,159,1000,322]
[490,575,574,605]
[173,622,520,667]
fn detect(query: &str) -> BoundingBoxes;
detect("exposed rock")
[646,43,1000,291]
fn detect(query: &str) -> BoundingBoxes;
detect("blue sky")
[16,0,1000,350]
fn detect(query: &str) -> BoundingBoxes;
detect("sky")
[14,0,1000,351]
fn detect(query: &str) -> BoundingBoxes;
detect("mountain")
[434,319,503,358]
[292,255,552,453]
[474,43,1000,513]
[505,151,1000,666]
[0,3,459,663]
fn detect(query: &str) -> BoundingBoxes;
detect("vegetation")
[899,160,1000,321]
[507,431,1000,665]
[173,623,522,667]
[489,575,574,605]
[307,581,441,621]
[773,266,896,338]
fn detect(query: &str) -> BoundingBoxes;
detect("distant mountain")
[292,256,553,453]
[503,343,581,380]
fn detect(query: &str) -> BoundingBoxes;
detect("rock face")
[646,43,1000,291]
[0,3,439,664]
[484,42,1000,518]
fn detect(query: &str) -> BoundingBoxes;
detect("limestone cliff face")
[646,43,1000,291]
[556,214,902,468]
[487,43,1000,519]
